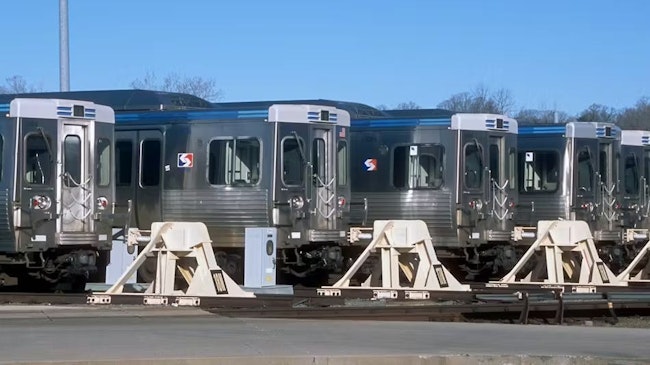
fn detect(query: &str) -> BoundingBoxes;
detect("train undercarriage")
[0,249,102,292]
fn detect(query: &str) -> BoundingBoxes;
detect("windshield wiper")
[37,127,54,162]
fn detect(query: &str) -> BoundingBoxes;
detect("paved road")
[0,306,647,363]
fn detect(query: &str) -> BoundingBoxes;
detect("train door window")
[312,138,326,186]
[208,138,260,186]
[282,136,304,186]
[623,154,639,195]
[140,139,161,187]
[577,147,594,192]
[394,144,444,189]
[645,152,650,188]
[337,140,348,186]
[508,148,516,190]
[519,151,559,193]
[464,143,483,189]
[0,135,3,182]
[599,146,608,184]
[489,143,500,184]
[96,138,111,187]
[115,140,132,186]
[63,135,82,187]
[25,133,53,185]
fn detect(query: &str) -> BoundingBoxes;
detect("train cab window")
[208,138,260,186]
[140,139,161,187]
[96,138,111,187]
[63,135,82,187]
[489,144,500,184]
[624,154,640,195]
[393,144,444,189]
[577,148,594,192]
[25,133,53,185]
[337,141,348,186]
[281,136,304,186]
[115,140,133,186]
[464,143,483,189]
[599,148,608,184]
[518,151,559,193]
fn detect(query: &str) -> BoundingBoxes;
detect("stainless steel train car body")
[517,122,622,242]
[0,98,115,284]
[619,130,650,232]
[114,103,351,278]
[350,111,518,271]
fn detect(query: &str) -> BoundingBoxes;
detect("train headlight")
[96,196,109,210]
[31,195,51,210]
[469,199,483,211]
[290,196,304,209]
[337,196,346,208]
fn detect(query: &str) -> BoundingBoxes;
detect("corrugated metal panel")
[358,190,457,244]
[516,195,568,225]
[0,189,13,251]
[163,189,270,247]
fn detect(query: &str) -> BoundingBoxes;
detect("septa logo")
[177,153,194,168]
[364,158,377,171]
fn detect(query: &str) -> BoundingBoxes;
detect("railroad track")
[2,286,650,325]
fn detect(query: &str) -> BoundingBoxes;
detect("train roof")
[381,108,457,118]
[0,89,213,111]
[211,99,388,119]
[519,121,620,139]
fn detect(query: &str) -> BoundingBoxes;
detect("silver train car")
[349,109,519,278]
[516,122,628,268]
[619,130,650,247]
[115,100,351,281]
[0,98,115,289]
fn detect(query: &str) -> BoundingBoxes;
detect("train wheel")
[137,257,157,283]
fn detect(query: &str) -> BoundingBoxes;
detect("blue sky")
[2,1,649,115]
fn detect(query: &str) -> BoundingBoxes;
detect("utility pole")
[59,0,70,91]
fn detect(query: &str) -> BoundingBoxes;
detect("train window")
[282,136,304,186]
[645,153,650,189]
[63,135,82,187]
[25,133,53,185]
[393,144,444,189]
[96,138,111,187]
[599,147,608,184]
[508,148,516,190]
[577,148,594,192]
[312,138,326,187]
[337,141,348,186]
[208,138,260,186]
[623,154,639,195]
[518,151,559,193]
[115,140,132,186]
[140,139,161,187]
[464,143,483,189]
[489,144,500,184]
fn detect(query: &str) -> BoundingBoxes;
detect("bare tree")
[576,103,618,123]
[0,75,42,94]
[437,85,514,115]
[131,72,223,101]
[395,101,420,110]
[616,97,650,130]
[375,104,389,111]
[515,108,572,124]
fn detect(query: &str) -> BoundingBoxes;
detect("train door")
[488,135,509,230]
[458,131,486,240]
[620,147,641,228]
[60,123,92,234]
[310,125,337,231]
[598,141,618,230]
[136,130,163,229]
